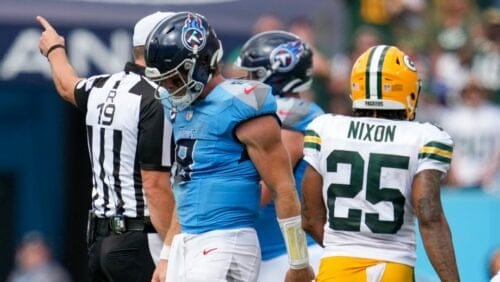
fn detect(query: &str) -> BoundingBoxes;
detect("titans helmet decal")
[269,40,304,72]
[181,14,207,52]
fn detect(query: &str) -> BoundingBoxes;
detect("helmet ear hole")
[410,93,415,100]
[184,61,193,70]
[257,69,267,78]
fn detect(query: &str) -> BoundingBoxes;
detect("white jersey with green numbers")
[303,114,453,266]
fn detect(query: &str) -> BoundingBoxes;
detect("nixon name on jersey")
[347,120,396,142]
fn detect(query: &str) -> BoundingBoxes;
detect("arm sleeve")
[233,84,281,134]
[302,116,325,172]
[74,74,110,113]
[138,94,173,171]
[416,123,454,175]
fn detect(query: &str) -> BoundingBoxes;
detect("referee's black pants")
[88,230,155,282]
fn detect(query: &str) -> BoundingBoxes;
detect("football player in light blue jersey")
[144,12,314,282]
[234,31,324,281]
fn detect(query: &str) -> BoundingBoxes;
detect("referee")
[37,12,174,282]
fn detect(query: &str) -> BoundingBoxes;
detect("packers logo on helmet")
[350,45,421,120]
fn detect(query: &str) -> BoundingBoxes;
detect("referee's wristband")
[159,244,171,260]
[45,44,66,59]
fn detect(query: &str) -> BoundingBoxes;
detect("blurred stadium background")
[0,0,498,281]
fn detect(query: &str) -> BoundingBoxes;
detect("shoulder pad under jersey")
[277,98,324,131]
[219,79,273,111]
[76,74,112,92]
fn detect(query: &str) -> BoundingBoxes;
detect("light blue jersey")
[255,97,324,260]
[168,79,278,234]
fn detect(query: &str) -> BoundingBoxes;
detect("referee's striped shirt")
[74,62,173,218]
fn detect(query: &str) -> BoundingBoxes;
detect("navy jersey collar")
[124,62,145,76]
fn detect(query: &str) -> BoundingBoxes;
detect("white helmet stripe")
[368,45,389,100]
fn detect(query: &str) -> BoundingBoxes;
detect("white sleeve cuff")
[159,244,171,260]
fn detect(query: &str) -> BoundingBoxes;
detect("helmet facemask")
[406,79,422,121]
[234,56,270,82]
[148,56,204,112]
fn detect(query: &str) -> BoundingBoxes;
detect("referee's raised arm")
[37,16,81,106]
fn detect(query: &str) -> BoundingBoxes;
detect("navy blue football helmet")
[145,12,223,111]
[234,31,313,96]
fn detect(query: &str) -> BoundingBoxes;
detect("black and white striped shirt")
[74,62,172,218]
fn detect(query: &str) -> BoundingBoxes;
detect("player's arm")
[301,164,326,247]
[412,169,460,282]
[139,100,175,239]
[261,129,304,206]
[152,209,181,282]
[236,115,300,219]
[37,16,81,106]
[141,170,173,238]
[282,129,305,169]
[236,115,314,281]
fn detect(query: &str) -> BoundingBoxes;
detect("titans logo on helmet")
[181,14,207,52]
[269,40,304,72]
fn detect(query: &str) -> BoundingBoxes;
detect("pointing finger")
[36,16,55,32]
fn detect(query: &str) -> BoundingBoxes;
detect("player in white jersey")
[301,45,460,281]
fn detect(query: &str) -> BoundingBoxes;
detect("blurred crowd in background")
[7,232,71,282]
